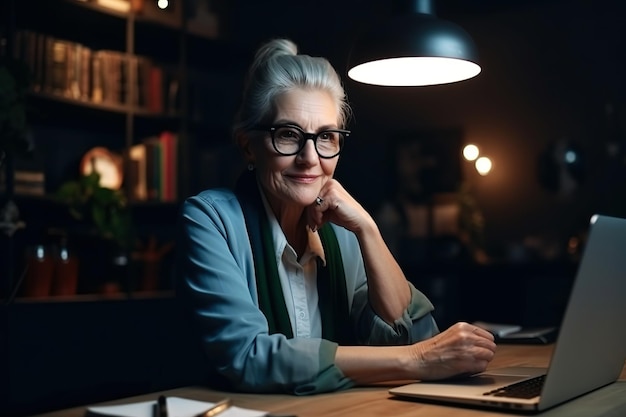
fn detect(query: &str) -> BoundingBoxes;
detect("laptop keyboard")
[483,375,546,399]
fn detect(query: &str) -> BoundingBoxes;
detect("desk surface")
[34,344,626,417]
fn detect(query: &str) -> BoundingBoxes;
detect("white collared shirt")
[261,193,326,338]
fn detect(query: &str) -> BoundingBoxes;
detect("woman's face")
[249,88,340,211]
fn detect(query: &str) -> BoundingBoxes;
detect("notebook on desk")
[390,214,626,413]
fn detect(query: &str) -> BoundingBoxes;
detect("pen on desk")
[155,395,168,417]
[195,398,232,417]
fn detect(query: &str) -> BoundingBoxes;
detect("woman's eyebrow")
[273,120,339,131]
[273,119,301,128]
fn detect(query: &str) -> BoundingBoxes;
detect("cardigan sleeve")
[177,191,353,394]
[331,225,440,345]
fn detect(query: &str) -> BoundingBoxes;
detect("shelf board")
[28,90,181,119]
[10,289,175,304]
[31,91,130,114]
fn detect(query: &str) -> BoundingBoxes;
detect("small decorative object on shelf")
[80,146,124,191]
[49,230,80,296]
[20,243,55,298]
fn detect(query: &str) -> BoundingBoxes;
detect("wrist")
[407,341,431,381]
[398,344,422,380]
[354,214,379,239]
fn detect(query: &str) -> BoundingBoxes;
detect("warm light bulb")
[475,156,492,176]
[463,144,479,161]
[347,57,481,87]
[157,0,168,9]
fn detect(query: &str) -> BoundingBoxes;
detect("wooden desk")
[33,344,626,417]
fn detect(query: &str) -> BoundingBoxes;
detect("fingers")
[413,322,497,380]
[308,184,344,231]
[471,325,495,341]
[308,197,325,232]
[314,194,339,211]
[309,181,368,234]
[452,321,495,342]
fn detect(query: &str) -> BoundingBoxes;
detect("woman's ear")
[235,131,255,164]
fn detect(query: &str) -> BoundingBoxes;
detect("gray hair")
[233,38,351,136]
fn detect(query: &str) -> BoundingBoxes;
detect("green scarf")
[235,171,352,344]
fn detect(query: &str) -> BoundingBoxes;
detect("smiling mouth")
[287,175,319,184]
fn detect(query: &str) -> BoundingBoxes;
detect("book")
[13,170,45,196]
[158,131,178,202]
[91,50,105,103]
[46,37,69,95]
[127,132,178,202]
[128,143,148,201]
[147,65,164,114]
[86,396,267,417]
[143,136,162,201]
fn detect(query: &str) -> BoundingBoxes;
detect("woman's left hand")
[307,179,372,233]
[309,179,412,323]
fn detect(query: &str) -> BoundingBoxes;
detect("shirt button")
[299,312,305,319]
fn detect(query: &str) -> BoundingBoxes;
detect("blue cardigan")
[177,187,439,395]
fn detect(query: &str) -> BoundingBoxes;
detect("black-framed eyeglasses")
[254,124,350,159]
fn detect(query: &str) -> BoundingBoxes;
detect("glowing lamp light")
[348,57,480,87]
[463,144,480,161]
[475,156,492,176]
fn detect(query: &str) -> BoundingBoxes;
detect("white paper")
[473,321,522,337]
[86,396,268,417]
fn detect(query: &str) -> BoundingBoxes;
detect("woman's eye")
[278,128,300,139]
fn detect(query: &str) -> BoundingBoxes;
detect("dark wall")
[223,0,626,257]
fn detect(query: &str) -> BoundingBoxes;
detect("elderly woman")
[177,38,495,395]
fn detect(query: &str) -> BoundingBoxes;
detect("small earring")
[247,163,255,171]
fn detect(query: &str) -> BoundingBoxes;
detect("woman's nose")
[296,138,319,163]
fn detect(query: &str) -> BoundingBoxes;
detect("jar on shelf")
[21,244,54,298]
[50,237,79,296]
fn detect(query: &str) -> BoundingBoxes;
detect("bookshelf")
[0,0,236,300]
[10,0,186,197]
[0,3,247,415]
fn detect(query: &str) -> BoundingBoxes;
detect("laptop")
[390,214,626,412]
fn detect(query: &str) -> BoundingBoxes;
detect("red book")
[147,66,163,114]
[159,131,178,201]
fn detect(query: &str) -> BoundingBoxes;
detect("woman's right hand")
[409,322,497,381]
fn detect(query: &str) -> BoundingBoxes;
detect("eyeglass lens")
[272,126,344,157]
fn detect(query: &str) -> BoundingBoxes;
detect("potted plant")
[56,171,134,250]
[56,171,136,293]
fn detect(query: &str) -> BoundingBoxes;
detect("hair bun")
[252,38,297,67]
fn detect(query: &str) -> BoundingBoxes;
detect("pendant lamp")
[347,0,481,86]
